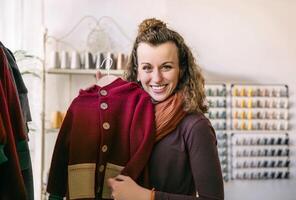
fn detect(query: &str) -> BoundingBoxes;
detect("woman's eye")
[142,65,153,72]
[162,65,172,71]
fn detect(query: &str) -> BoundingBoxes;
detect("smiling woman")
[107,18,224,200]
[126,18,208,114]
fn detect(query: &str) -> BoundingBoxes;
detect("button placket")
[98,88,109,188]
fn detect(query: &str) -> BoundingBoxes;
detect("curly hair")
[124,18,208,113]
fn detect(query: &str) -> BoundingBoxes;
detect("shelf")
[46,68,124,75]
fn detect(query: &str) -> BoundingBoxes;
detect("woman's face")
[137,42,180,102]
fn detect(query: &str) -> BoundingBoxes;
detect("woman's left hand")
[108,175,151,200]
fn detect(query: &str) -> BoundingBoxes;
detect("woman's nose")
[152,70,163,83]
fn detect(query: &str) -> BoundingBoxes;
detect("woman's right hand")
[108,175,151,200]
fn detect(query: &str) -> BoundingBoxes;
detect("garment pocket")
[102,163,124,199]
[68,163,96,199]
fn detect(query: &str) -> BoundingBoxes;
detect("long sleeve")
[47,107,73,197]
[122,95,155,180]
[154,118,224,200]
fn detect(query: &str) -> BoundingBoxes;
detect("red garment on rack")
[0,47,27,142]
[0,47,28,199]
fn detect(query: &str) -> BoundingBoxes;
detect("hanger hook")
[97,57,113,76]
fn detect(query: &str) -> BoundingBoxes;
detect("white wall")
[0,0,43,55]
[43,0,296,199]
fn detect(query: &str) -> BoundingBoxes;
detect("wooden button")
[99,165,105,172]
[103,122,110,130]
[102,145,108,152]
[100,102,108,110]
[100,89,108,96]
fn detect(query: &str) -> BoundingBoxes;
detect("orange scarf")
[155,92,187,142]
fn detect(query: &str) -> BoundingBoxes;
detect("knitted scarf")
[154,92,187,142]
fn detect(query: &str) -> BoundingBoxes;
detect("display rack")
[229,84,290,180]
[205,83,291,181]
[205,84,228,181]
[230,132,290,179]
[230,84,289,131]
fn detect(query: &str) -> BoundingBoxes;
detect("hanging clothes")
[0,41,32,133]
[0,42,34,200]
[47,78,155,200]
[0,47,30,199]
[0,43,34,200]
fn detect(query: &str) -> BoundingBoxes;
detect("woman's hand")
[108,175,151,200]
